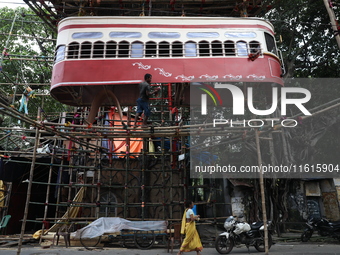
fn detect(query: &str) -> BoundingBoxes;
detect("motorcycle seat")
[329,222,340,227]
[251,221,263,230]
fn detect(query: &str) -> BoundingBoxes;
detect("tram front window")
[55,45,65,63]
[265,33,277,55]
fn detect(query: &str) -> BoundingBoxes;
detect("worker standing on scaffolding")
[133,73,160,128]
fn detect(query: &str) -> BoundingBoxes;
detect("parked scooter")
[215,216,273,254]
[301,217,340,241]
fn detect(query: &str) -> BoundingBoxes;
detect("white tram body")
[51,16,284,106]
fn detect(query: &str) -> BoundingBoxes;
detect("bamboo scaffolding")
[0,83,338,252]
[16,108,41,255]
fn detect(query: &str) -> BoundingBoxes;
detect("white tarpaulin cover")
[74,217,168,239]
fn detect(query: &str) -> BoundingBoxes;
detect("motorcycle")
[301,217,340,242]
[215,216,273,254]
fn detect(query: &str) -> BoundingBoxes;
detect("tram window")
[212,40,223,56]
[131,41,143,58]
[118,41,129,58]
[72,32,103,39]
[67,42,79,59]
[109,32,142,38]
[80,41,91,59]
[185,41,196,57]
[159,41,170,57]
[172,41,183,57]
[148,32,180,39]
[106,41,117,58]
[198,40,210,57]
[187,32,219,38]
[225,32,256,38]
[93,41,104,58]
[146,41,157,57]
[55,45,65,63]
[224,40,235,56]
[249,41,261,54]
[236,41,248,56]
[264,33,277,55]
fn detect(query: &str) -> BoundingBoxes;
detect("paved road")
[2,243,340,255]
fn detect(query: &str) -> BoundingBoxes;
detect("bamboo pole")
[255,130,269,255]
[39,138,57,244]
[16,108,41,255]
[323,0,340,49]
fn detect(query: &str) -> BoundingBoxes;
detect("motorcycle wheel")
[215,235,234,254]
[301,230,312,242]
[254,233,272,252]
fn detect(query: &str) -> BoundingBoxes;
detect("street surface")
[1,243,340,255]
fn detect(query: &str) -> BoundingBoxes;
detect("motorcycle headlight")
[224,216,235,230]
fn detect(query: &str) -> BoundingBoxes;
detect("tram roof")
[57,16,275,32]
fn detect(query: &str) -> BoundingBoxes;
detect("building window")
[224,40,235,56]
[236,41,248,56]
[211,40,223,56]
[106,41,117,58]
[131,41,143,58]
[198,40,210,56]
[72,32,103,39]
[148,32,180,38]
[159,41,170,57]
[93,41,104,58]
[172,41,183,57]
[249,40,261,54]
[187,32,219,38]
[80,41,91,58]
[185,41,196,57]
[118,41,129,58]
[146,41,157,57]
[109,32,142,38]
[67,42,79,59]
[224,32,256,38]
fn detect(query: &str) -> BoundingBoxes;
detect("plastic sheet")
[74,217,168,239]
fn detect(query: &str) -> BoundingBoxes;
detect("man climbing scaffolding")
[133,73,160,128]
[18,86,34,115]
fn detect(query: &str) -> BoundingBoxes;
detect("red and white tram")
[51,16,284,116]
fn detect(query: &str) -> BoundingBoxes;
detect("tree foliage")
[266,0,340,78]
[0,6,67,125]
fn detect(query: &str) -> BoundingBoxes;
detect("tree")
[0,6,67,126]
[265,0,340,78]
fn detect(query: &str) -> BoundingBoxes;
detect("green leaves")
[0,7,65,119]
[265,0,340,78]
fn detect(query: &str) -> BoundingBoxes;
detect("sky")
[0,0,28,9]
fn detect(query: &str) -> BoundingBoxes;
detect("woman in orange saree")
[177,200,203,255]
